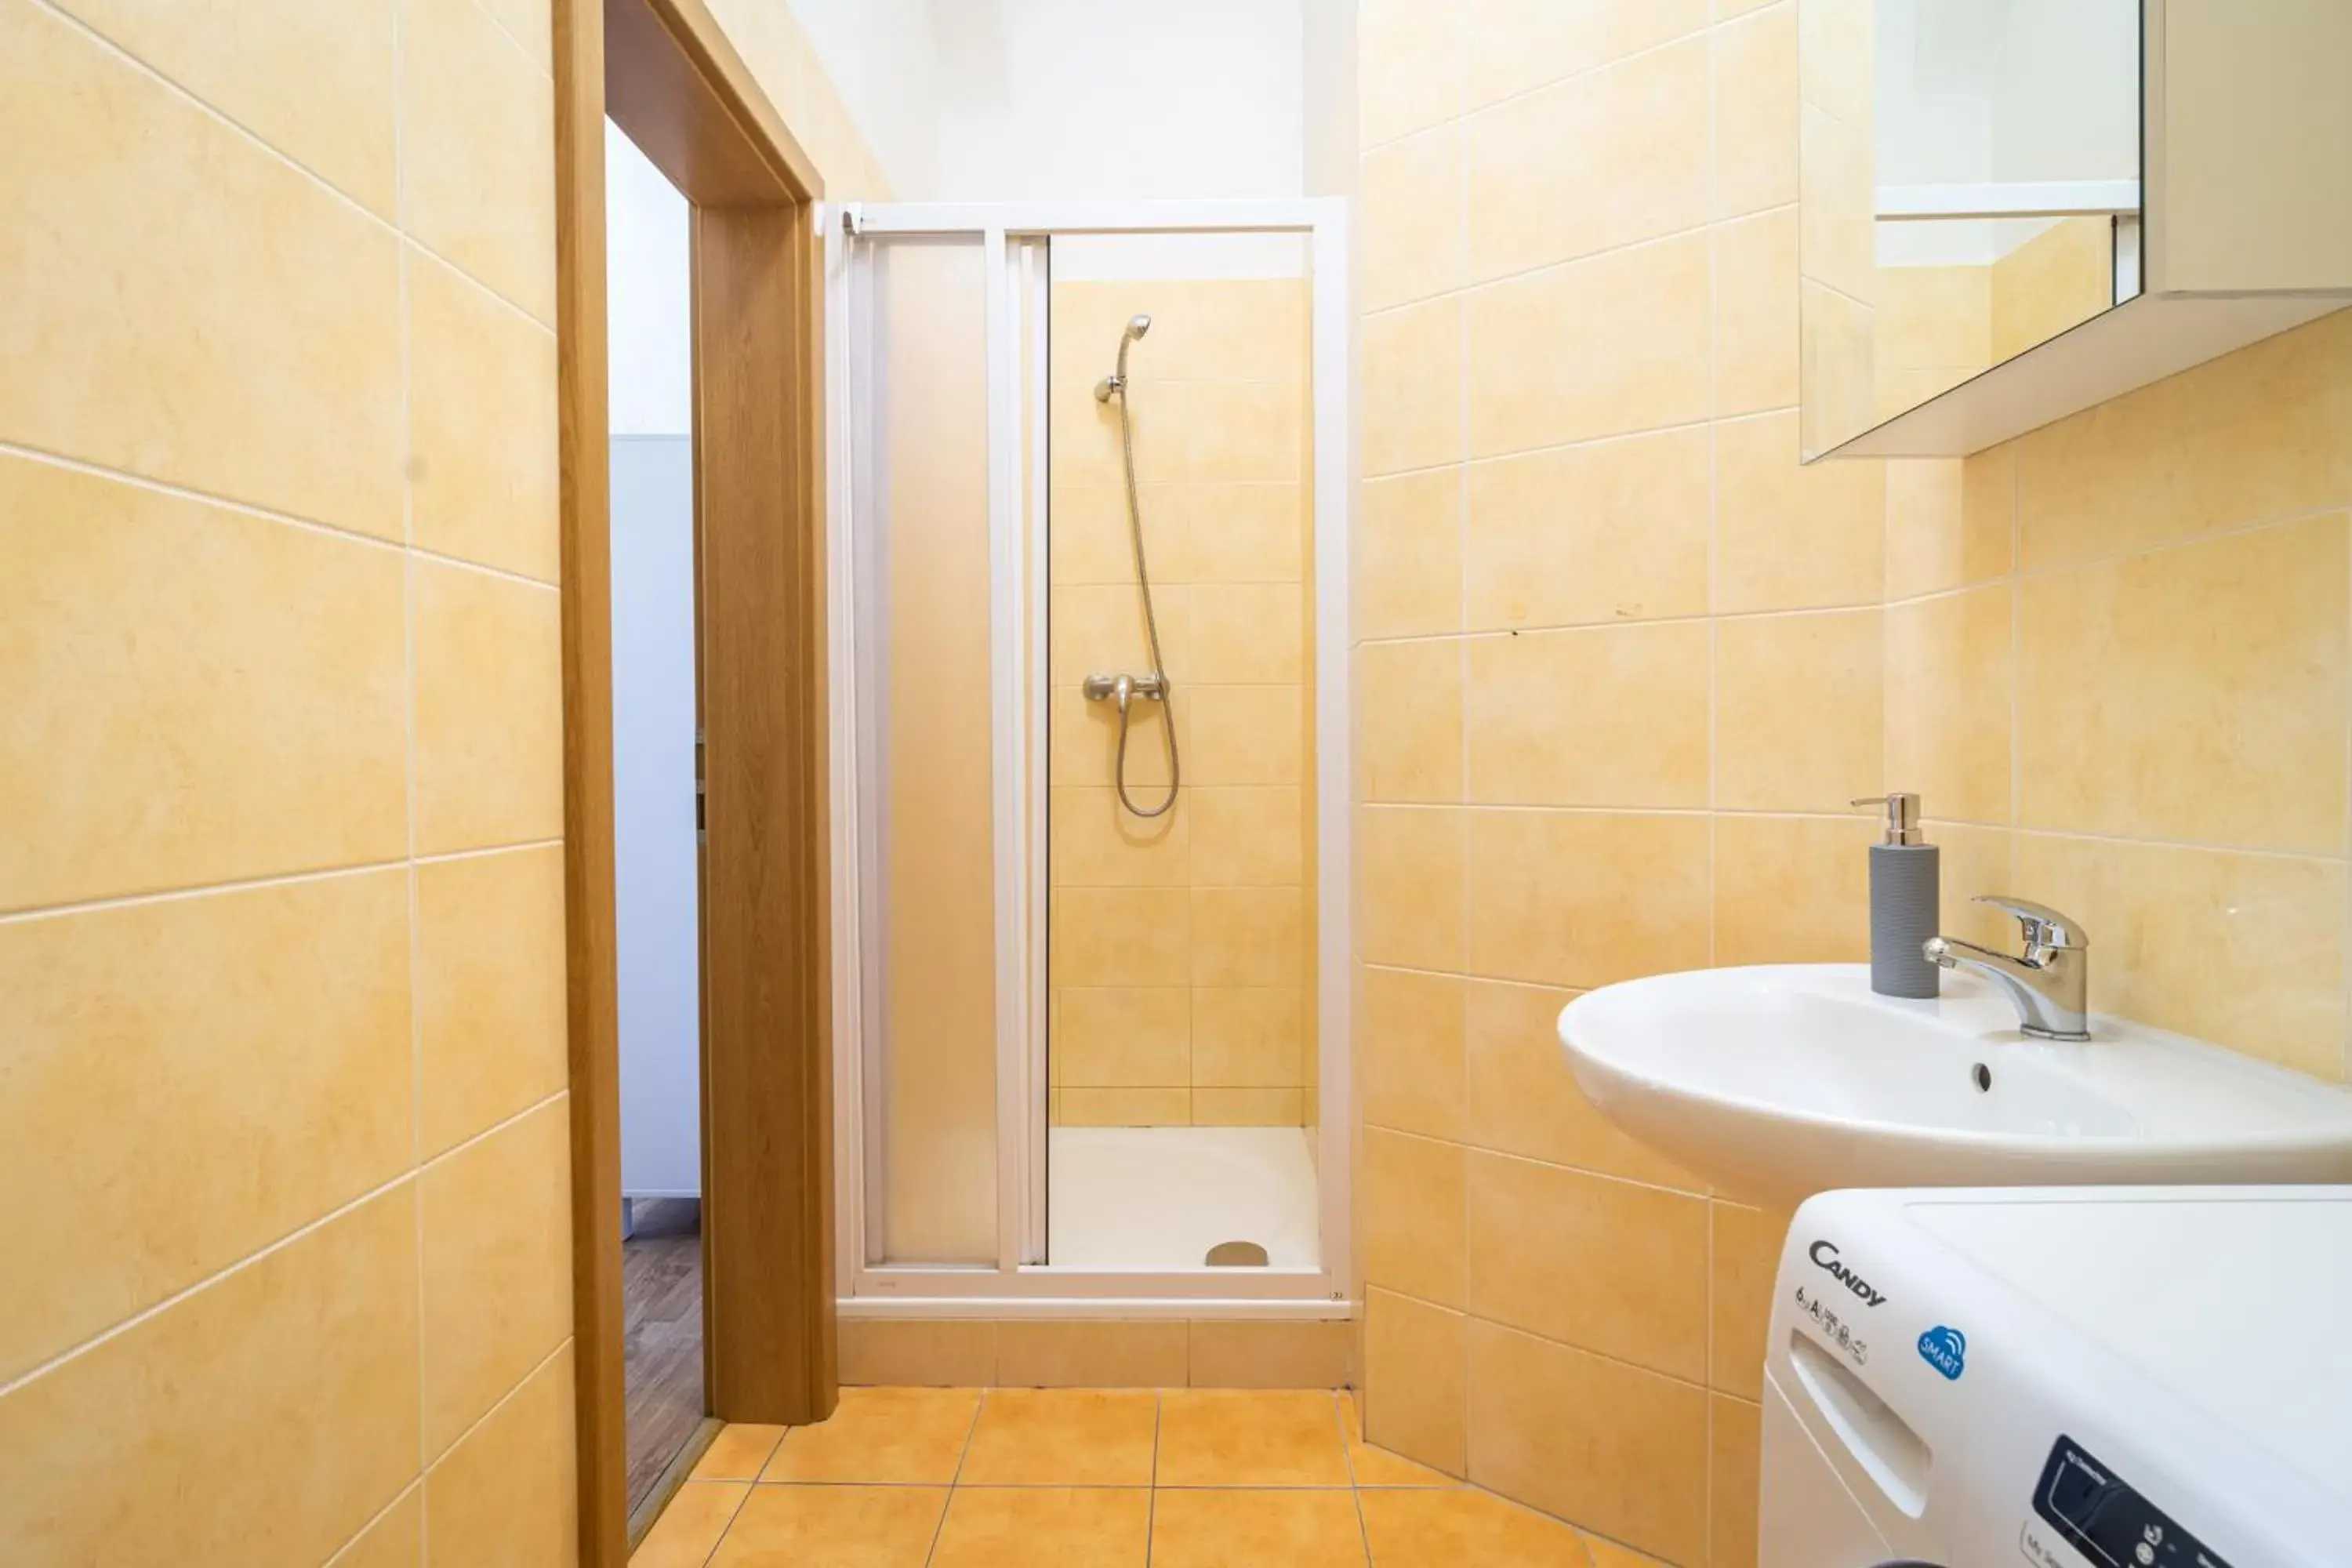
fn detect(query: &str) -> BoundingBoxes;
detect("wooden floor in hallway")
[626,1387,1665,1566]
[625,1197,706,1515]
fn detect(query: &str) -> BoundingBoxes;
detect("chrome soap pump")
[1853,793,1939,999]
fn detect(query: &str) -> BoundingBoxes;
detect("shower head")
[1094,314,1154,401]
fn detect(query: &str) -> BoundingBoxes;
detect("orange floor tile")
[630,1388,1668,1567]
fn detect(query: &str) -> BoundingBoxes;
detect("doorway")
[827,202,1353,1312]
[554,0,838,1563]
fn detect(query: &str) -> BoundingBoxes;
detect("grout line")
[1367,402,1800,486]
[24,0,555,332]
[1353,801,2349,866]
[319,1480,422,1568]
[1144,1391,1162,1565]
[1359,15,1732,158]
[0,437,563,591]
[421,1333,574,1478]
[0,840,564,930]
[0,1087,566,1403]
[692,1474,758,1568]
[1360,201,1800,324]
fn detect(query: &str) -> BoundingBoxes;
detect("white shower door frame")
[825,198,1353,1316]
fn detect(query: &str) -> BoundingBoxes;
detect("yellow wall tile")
[2014,310,2352,571]
[418,1098,573,1457]
[1055,887,1191,987]
[1465,622,1710,807]
[1465,1320,1708,1566]
[0,872,412,1384]
[1708,1202,1791,1401]
[1465,0,1708,111]
[996,1322,1189,1388]
[1465,430,1711,630]
[0,4,406,539]
[423,1342,576,1568]
[475,0,551,70]
[1468,232,1711,456]
[327,1489,423,1568]
[1465,810,1711,988]
[413,559,564,855]
[1714,208,1802,417]
[1713,3,1798,218]
[1191,786,1305,886]
[1058,988,1192,1087]
[1360,0,1462,147]
[1358,964,1468,1142]
[1798,0,1874,127]
[1191,887,1305,986]
[1468,39,1711,281]
[1712,814,1874,967]
[1356,807,1466,971]
[1798,103,1875,305]
[1990,216,2114,364]
[1711,1395,1763,1568]
[1363,123,1468,311]
[1715,608,1883,812]
[1051,786,1190,887]
[1463,978,1707,1191]
[1134,382,1304,487]
[1358,470,1465,640]
[838,1320,1000,1388]
[1883,583,2013,824]
[1191,1086,1307,1125]
[1365,297,1466,476]
[1885,453,2015,600]
[0,455,407,910]
[407,245,561,582]
[1187,1320,1351,1389]
[54,0,397,217]
[1176,482,1306,584]
[1358,640,1465,804]
[1059,1087,1192,1127]
[1050,485,1140,585]
[1467,1153,1710,1381]
[2018,516,2348,853]
[1363,1127,1468,1308]
[416,845,567,1156]
[1929,821,2017,951]
[0,1187,420,1568]
[1188,684,1304,786]
[2011,834,2347,1080]
[1715,410,1885,612]
[1363,1288,1468,1475]
[1181,583,1305,684]
[399,0,556,323]
[1192,987,1305,1087]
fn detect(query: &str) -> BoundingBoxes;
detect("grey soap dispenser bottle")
[1852,793,1939,998]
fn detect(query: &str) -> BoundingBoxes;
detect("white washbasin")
[1557,964,2352,1209]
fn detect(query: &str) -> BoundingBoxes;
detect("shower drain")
[1204,1240,1270,1268]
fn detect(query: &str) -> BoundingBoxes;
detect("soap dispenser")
[1852,793,1939,998]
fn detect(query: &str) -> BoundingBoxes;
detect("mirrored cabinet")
[1800,0,2352,460]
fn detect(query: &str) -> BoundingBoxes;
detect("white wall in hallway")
[605,120,702,1198]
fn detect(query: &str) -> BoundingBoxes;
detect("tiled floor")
[628,1388,1665,1567]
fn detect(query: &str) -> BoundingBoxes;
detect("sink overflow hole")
[1205,1240,1269,1268]
[1972,1062,1993,1093]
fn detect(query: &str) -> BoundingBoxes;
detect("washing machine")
[1759,1186,2352,1566]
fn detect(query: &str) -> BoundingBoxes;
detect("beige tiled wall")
[0,0,889,1563]
[840,1316,1352,1391]
[1353,2,2350,1566]
[1047,279,1319,1129]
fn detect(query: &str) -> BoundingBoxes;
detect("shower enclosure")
[825,201,1350,1312]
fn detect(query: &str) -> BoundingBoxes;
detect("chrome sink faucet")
[1923,896,2091,1040]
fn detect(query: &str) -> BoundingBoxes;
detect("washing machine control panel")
[2021,1438,2233,1568]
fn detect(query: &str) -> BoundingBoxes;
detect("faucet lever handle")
[1972,895,2085,953]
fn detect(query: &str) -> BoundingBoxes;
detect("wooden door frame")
[555,0,836,1561]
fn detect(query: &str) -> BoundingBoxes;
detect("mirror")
[1800,0,2144,458]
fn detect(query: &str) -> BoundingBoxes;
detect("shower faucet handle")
[1082,672,1167,704]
